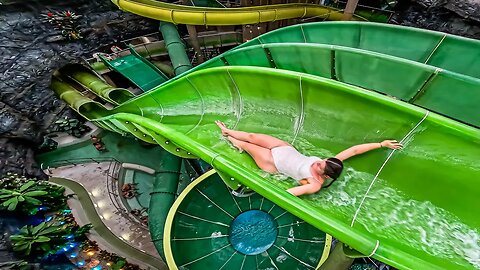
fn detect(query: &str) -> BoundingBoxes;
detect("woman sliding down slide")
[215,121,402,196]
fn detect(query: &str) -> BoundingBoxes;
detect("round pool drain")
[229,210,277,255]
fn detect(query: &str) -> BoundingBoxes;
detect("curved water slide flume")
[49,21,480,269]
[111,0,365,26]
[93,66,480,270]
[234,21,480,79]
[200,43,480,127]
[148,21,480,126]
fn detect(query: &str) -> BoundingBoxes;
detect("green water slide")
[162,22,480,83]
[99,46,169,92]
[199,43,480,127]
[49,22,480,269]
[235,21,480,79]
[111,0,364,26]
[58,64,134,105]
[75,66,479,270]
[162,21,480,127]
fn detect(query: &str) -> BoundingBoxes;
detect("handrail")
[41,157,147,227]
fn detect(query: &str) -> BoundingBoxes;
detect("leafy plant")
[10,218,93,258]
[112,259,126,270]
[38,136,58,152]
[0,181,48,211]
[0,173,68,214]
[52,117,91,138]
[73,223,93,238]
[41,10,83,41]
[0,173,30,189]
[10,221,64,256]
[80,239,99,253]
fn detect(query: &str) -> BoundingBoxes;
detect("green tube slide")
[148,157,183,260]
[163,170,331,269]
[89,32,241,73]
[60,64,134,105]
[159,22,193,76]
[88,66,479,270]
[50,77,108,120]
[148,23,191,260]
[111,0,365,26]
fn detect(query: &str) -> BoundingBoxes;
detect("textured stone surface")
[409,0,480,22]
[392,0,480,39]
[0,0,158,179]
[444,0,480,23]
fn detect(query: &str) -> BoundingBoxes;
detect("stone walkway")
[46,162,159,258]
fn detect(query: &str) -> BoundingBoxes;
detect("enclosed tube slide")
[111,0,364,26]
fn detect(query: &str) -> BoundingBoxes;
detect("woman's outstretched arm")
[335,140,402,161]
[287,184,321,196]
[287,178,323,196]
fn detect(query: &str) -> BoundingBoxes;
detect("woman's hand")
[380,140,403,149]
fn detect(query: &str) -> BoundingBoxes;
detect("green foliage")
[10,221,63,256]
[41,10,83,41]
[52,117,91,138]
[38,136,58,152]
[74,223,93,237]
[0,181,47,212]
[10,217,93,258]
[80,239,100,253]
[112,259,126,270]
[0,173,67,214]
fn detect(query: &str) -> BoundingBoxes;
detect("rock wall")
[392,0,480,39]
[0,0,158,179]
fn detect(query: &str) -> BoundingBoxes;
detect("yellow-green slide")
[111,0,364,25]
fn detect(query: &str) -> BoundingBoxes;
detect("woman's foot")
[215,120,230,136]
[227,136,244,153]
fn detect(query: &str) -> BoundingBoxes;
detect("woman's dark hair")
[324,157,343,180]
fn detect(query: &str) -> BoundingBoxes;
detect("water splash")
[304,167,480,269]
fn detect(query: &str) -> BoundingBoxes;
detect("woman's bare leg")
[216,121,290,149]
[227,136,277,173]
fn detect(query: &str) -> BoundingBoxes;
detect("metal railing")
[105,162,149,227]
[84,31,243,68]
[43,158,146,227]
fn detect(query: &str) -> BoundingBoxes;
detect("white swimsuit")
[271,146,321,183]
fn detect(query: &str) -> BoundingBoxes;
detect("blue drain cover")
[229,210,278,255]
